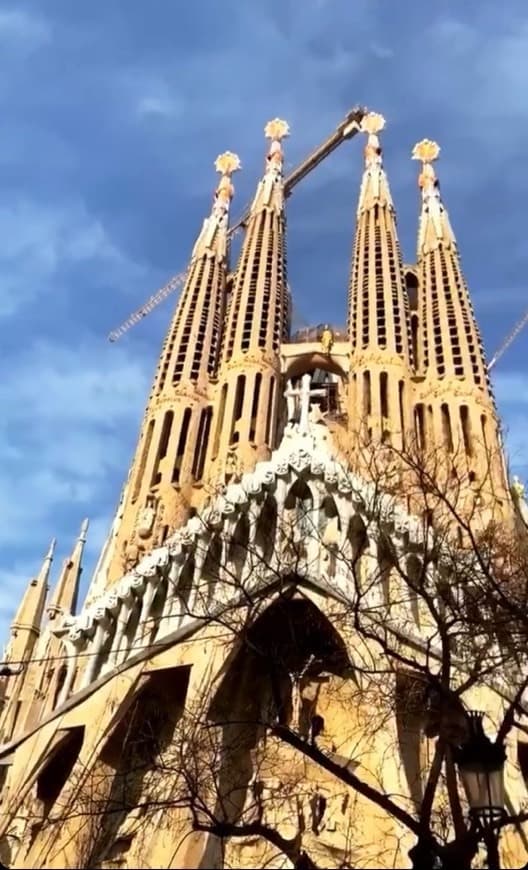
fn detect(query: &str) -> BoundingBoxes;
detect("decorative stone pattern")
[52,423,433,706]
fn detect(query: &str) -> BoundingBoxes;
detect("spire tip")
[47,538,56,560]
[360,112,386,170]
[264,118,290,142]
[412,139,441,190]
[360,111,386,136]
[412,139,440,165]
[214,151,241,176]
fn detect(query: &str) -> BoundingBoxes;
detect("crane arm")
[229,106,366,234]
[108,107,367,341]
[284,106,366,196]
[488,306,528,371]
[108,272,187,342]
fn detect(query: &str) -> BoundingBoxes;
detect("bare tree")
[6,437,528,870]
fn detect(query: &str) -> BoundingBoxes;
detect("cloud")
[493,372,528,407]
[2,0,528,642]
[0,338,149,636]
[0,197,154,318]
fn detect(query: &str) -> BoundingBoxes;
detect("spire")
[152,151,241,396]
[347,112,412,363]
[11,539,54,637]
[356,111,394,214]
[47,519,88,621]
[222,118,289,363]
[410,140,509,507]
[191,151,240,263]
[211,119,290,478]
[249,117,288,214]
[92,153,241,589]
[412,139,489,387]
[346,113,413,449]
[412,139,456,256]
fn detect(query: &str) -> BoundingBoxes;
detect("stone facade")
[0,114,526,869]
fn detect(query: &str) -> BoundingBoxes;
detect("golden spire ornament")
[214,151,241,176]
[213,151,241,208]
[412,138,440,165]
[360,112,386,168]
[264,118,290,142]
[412,139,441,189]
[360,111,386,136]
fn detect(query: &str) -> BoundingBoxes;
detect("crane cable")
[107,108,366,342]
[488,306,528,371]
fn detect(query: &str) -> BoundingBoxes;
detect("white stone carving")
[52,425,468,706]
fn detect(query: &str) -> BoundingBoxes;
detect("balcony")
[290,324,347,343]
[282,325,350,378]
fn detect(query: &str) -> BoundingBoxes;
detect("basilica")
[0,111,527,869]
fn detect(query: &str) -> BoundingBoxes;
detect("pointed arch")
[202,534,223,602]
[347,513,368,563]
[176,554,195,619]
[149,573,169,640]
[86,667,190,868]
[123,600,141,659]
[255,495,277,563]
[210,595,353,726]
[321,494,340,525]
[202,596,355,869]
[378,535,396,606]
[406,555,423,627]
[32,725,85,834]
[228,513,250,580]
[284,478,313,510]
[284,478,314,540]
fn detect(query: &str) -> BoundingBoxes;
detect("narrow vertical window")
[414,404,425,451]
[427,405,434,445]
[441,404,453,453]
[132,419,154,503]
[411,314,419,370]
[192,407,213,481]
[460,405,472,457]
[249,373,262,443]
[398,380,405,446]
[265,376,276,446]
[172,408,192,484]
[212,384,227,460]
[363,371,371,417]
[481,414,488,447]
[151,411,174,486]
[380,372,389,419]
[230,375,246,445]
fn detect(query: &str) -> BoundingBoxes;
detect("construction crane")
[488,306,528,371]
[108,106,367,342]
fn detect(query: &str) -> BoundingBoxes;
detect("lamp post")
[454,711,506,870]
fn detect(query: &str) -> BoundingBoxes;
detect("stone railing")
[290,325,347,344]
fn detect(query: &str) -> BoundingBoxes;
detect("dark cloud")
[0,0,527,632]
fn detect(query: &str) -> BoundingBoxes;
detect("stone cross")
[285,373,328,432]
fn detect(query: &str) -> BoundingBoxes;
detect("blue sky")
[1,0,528,639]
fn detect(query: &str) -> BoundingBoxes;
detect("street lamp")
[455,711,506,870]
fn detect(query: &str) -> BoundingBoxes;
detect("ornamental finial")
[360,111,386,136]
[213,151,240,211]
[412,139,441,189]
[214,151,241,176]
[360,112,385,168]
[412,139,440,165]
[264,118,290,142]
